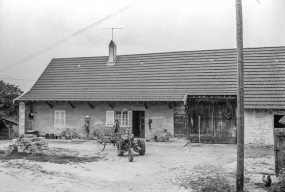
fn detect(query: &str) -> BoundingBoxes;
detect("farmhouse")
[15,42,285,145]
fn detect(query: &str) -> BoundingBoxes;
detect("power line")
[0,0,144,73]
[1,77,36,81]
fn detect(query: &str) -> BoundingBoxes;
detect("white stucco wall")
[244,109,274,146]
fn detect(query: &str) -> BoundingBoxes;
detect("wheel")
[164,133,173,142]
[96,135,106,152]
[128,148,134,162]
[117,140,124,156]
[138,140,146,155]
[71,132,79,139]
[150,133,158,142]
[59,131,66,139]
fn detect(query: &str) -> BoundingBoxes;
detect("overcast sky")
[0,0,284,92]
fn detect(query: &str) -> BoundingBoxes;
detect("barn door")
[187,99,237,144]
[274,115,285,174]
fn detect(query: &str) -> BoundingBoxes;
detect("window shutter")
[55,111,60,125]
[106,111,114,126]
[60,111,65,125]
[128,111,132,127]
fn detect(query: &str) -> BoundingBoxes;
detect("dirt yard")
[0,139,275,192]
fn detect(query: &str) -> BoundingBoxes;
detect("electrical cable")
[0,0,144,73]
[1,77,36,81]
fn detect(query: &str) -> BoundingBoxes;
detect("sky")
[0,0,284,93]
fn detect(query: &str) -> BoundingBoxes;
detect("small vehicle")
[116,132,146,162]
[59,128,79,139]
[150,129,173,142]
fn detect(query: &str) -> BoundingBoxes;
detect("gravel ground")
[0,139,275,192]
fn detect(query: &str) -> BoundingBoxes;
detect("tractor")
[116,133,146,162]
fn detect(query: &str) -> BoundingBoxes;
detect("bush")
[193,175,234,192]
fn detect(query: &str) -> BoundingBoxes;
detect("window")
[54,110,66,127]
[116,111,128,126]
[106,111,132,127]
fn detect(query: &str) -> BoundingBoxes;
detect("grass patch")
[177,165,235,192]
[180,175,235,192]
[0,152,103,164]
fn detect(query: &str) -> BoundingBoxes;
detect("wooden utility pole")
[236,0,244,191]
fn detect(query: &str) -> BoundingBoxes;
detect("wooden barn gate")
[274,115,285,174]
[186,98,237,144]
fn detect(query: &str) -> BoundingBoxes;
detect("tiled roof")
[17,46,285,109]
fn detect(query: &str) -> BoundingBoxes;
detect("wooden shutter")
[60,111,66,126]
[128,111,132,127]
[54,111,60,126]
[106,111,114,126]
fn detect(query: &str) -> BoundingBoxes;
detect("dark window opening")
[274,115,285,128]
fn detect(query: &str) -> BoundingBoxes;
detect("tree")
[0,80,23,117]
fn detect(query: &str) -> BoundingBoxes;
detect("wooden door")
[274,115,285,174]
[174,114,186,137]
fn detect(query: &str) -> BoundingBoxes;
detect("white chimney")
[107,40,117,65]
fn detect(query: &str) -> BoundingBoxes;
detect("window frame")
[54,110,66,128]
[106,110,132,127]
[116,111,128,127]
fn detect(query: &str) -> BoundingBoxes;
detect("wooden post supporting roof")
[108,102,114,109]
[168,102,173,109]
[87,102,94,109]
[144,103,148,110]
[68,102,75,109]
[45,102,53,109]
[236,0,245,191]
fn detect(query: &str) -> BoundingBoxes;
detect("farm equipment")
[96,132,121,152]
[116,133,146,162]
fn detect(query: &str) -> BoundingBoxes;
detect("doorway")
[132,111,145,138]
[274,115,285,174]
[174,114,186,137]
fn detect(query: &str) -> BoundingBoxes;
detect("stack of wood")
[6,134,49,155]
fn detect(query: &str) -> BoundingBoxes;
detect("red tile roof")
[17,46,285,109]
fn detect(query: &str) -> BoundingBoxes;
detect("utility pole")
[236,0,244,191]
[104,28,122,41]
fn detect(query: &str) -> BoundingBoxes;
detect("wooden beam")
[144,102,148,110]
[87,102,94,109]
[187,97,237,100]
[108,102,114,109]
[46,102,53,109]
[68,102,75,109]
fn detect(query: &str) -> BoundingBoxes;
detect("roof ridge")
[53,45,285,60]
